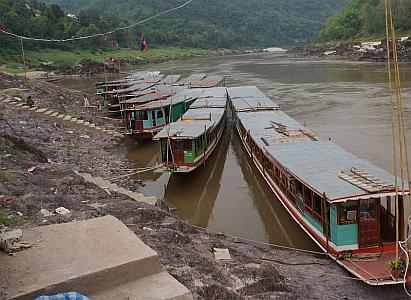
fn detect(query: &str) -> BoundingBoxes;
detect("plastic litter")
[213,248,231,260]
[55,207,71,215]
[40,209,54,217]
[27,166,36,173]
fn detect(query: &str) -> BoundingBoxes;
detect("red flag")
[140,32,148,52]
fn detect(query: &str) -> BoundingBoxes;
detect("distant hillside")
[320,0,411,42]
[41,0,349,47]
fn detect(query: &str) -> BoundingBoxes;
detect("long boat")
[121,89,200,140]
[153,87,228,173]
[95,71,162,96]
[121,75,226,140]
[228,85,410,285]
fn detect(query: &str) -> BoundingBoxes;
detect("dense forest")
[1,0,348,51]
[319,0,411,42]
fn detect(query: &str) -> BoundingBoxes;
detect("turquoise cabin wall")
[330,205,358,246]
[143,111,152,128]
[304,213,323,234]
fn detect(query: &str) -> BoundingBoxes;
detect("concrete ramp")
[0,216,192,300]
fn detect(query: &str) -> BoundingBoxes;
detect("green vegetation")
[1,88,26,100]
[0,170,13,182]
[0,0,352,72]
[1,0,348,51]
[0,209,25,227]
[0,47,218,74]
[320,0,411,42]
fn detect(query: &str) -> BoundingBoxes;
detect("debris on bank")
[291,36,411,62]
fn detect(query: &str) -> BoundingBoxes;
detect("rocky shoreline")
[291,36,411,62]
[0,72,407,299]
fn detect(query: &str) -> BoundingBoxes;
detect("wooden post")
[323,192,329,256]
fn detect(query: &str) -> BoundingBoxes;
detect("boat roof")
[127,90,199,111]
[99,71,163,87]
[153,108,225,139]
[164,75,181,85]
[264,140,404,201]
[122,92,173,105]
[228,86,280,111]
[154,88,227,139]
[113,79,162,94]
[176,73,206,85]
[191,75,225,88]
[237,110,317,149]
[125,71,161,79]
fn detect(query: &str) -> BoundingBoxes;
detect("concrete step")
[93,177,108,188]
[56,114,65,119]
[78,172,94,183]
[76,120,85,124]
[50,112,59,117]
[63,116,72,121]
[1,216,173,299]
[145,196,158,205]
[109,183,119,192]
[91,271,192,300]
[36,108,47,113]
[76,173,156,205]
[117,187,128,194]
[44,110,54,115]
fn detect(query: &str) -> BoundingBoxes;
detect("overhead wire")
[0,0,195,42]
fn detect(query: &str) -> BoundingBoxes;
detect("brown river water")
[58,53,411,252]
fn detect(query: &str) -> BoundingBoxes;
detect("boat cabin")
[121,91,200,139]
[154,87,228,172]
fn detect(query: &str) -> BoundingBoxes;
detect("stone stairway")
[0,96,123,138]
[0,216,193,300]
[76,171,157,205]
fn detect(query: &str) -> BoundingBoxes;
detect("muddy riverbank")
[0,72,407,299]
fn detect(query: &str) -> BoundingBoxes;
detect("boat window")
[173,140,183,151]
[304,186,313,209]
[338,201,358,225]
[313,193,322,216]
[289,178,296,193]
[157,110,164,119]
[142,110,148,120]
[164,107,170,121]
[183,139,192,151]
[359,199,377,221]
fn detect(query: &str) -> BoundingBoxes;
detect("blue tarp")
[35,292,89,300]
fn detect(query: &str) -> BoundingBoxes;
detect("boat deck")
[337,251,404,285]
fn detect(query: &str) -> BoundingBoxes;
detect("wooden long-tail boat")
[228,85,410,285]
[121,89,200,140]
[153,87,228,173]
